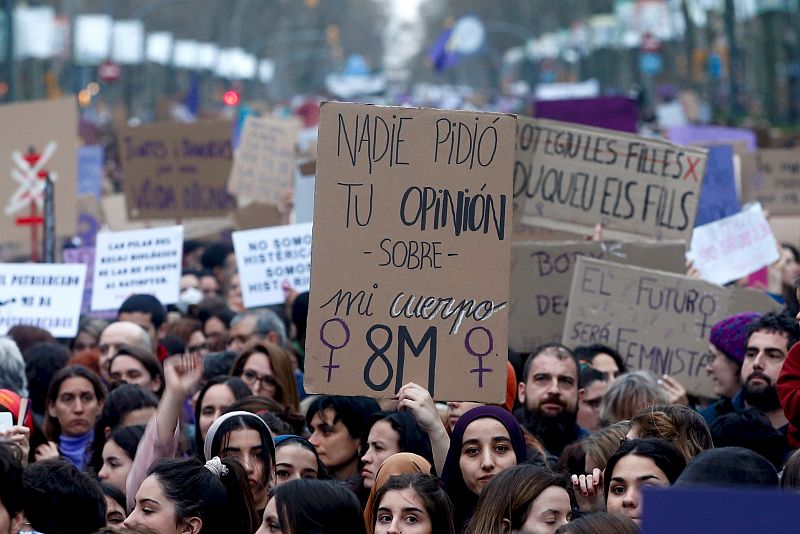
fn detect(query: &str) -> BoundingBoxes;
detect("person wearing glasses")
[230,343,300,412]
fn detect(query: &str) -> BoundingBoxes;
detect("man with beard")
[736,312,799,436]
[515,343,587,458]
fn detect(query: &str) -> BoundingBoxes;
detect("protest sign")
[305,102,515,402]
[517,119,708,241]
[562,257,780,397]
[91,225,183,311]
[668,125,757,151]
[77,145,104,197]
[118,121,236,220]
[694,145,739,226]
[0,96,78,247]
[232,222,312,308]
[688,203,780,286]
[0,263,86,337]
[642,487,800,534]
[741,149,800,216]
[533,96,639,134]
[510,240,686,353]
[228,115,300,207]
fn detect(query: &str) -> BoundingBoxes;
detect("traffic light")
[223,90,240,106]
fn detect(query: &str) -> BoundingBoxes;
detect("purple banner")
[533,97,639,133]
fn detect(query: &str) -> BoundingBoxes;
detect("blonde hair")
[599,371,668,426]
[629,404,713,461]
[582,421,630,471]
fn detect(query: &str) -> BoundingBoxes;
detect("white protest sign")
[0,264,86,337]
[91,225,183,311]
[232,222,312,308]
[687,203,780,286]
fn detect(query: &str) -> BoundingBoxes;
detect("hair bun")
[204,456,229,478]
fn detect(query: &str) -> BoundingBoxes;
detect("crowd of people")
[1,238,800,534]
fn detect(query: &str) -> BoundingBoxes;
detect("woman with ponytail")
[125,456,258,534]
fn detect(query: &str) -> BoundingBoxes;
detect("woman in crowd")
[108,345,164,396]
[230,343,300,411]
[465,465,573,534]
[627,404,714,462]
[39,365,106,469]
[258,478,366,534]
[574,344,627,381]
[371,473,455,534]
[554,512,638,534]
[193,376,251,455]
[363,453,433,534]
[442,405,527,531]
[101,482,127,527]
[125,456,258,534]
[273,434,327,486]
[98,424,145,493]
[599,371,668,426]
[361,411,433,490]
[203,410,275,514]
[570,421,629,513]
[603,438,686,525]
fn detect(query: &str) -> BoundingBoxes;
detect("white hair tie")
[204,456,229,478]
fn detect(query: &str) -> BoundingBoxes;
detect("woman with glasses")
[230,343,300,412]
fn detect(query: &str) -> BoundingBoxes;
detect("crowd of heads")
[0,239,800,534]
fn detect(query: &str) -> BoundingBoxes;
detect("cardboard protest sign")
[642,487,800,534]
[694,145,739,226]
[232,222,312,308]
[305,102,515,402]
[0,96,78,246]
[0,263,86,337]
[688,203,780,286]
[741,149,800,216]
[517,119,708,241]
[91,225,183,311]
[228,115,300,207]
[118,121,236,220]
[510,240,687,353]
[562,257,780,397]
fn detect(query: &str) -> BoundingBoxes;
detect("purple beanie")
[709,312,763,364]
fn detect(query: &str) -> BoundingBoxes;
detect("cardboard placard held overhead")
[0,96,78,246]
[306,102,515,402]
[91,225,183,311]
[688,203,780,286]
[509,240,687,353]
[119,121,236,219]
[0,263,86,337]
[232,222,312,308]
[561,257,780,397]
[517,118,708,241]
[228,115,300,207]
[741,149,800,216]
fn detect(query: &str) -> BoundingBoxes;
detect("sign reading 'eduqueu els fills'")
[305,102,515,403]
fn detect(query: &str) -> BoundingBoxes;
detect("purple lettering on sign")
[320,318,350,382]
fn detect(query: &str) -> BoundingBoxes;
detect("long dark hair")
[603,438,686,500]
[106,424,145,462]
[147,457,258,534]
[372,473,454,534]
[193,376,251,454]
[44,365,107,441]
[363,411,433,464]
[274,435,329,481]
[230,343,300,411]
[108,344,164,395]
[274,479,366,534]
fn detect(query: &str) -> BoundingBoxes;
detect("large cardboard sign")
[517,118,708,241]
[305,102,515,402]
[91,225,183,311]
[0,263,86,337]
[119,121,236,219]
[741,149,800,216]
[510,240,687,353]
[688,203,780,286]
[562,257,780,397]
[228,115,300,207]
[0,96,78,246]
[232,222,312,308]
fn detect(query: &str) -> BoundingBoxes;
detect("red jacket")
[777,341,800,448]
